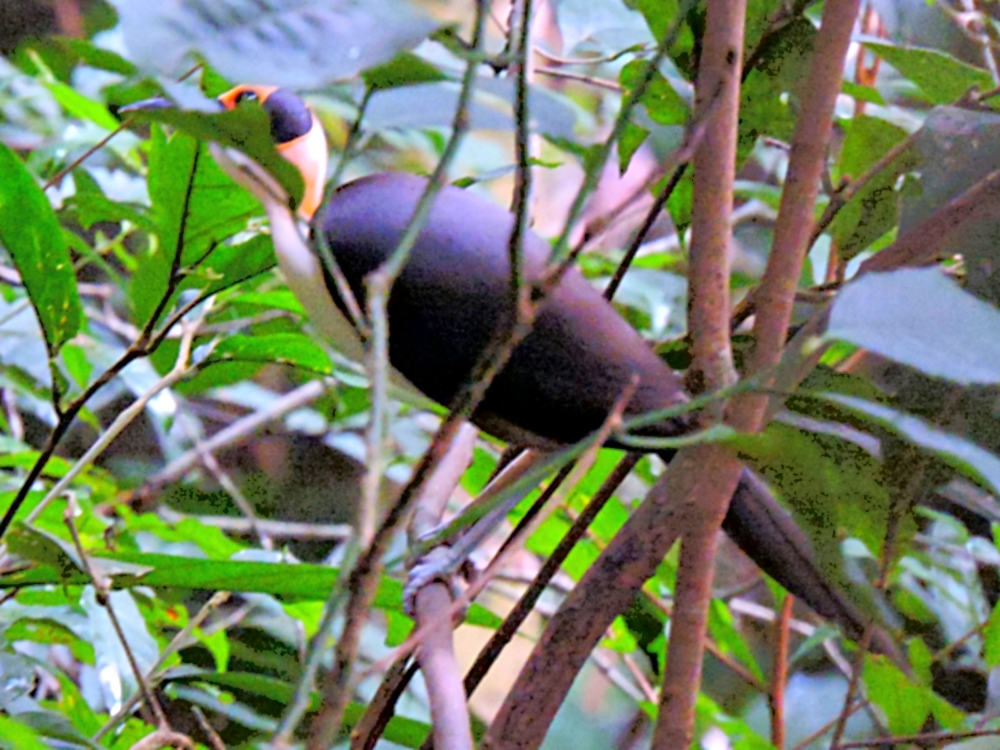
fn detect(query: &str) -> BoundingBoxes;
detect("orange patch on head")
[217,84,279,111]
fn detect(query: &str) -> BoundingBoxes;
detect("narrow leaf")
[0,144,82,355]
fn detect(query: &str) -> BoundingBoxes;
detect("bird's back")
[322,173,690,447]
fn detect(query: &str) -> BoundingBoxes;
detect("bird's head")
[213,85,328,221]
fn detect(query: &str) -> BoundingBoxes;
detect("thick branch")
[651,0,747,744]
[737,0,862,429]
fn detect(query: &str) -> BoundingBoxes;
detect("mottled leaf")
[829,115,913,259]
[813,393,1000,496]
[866,41,992,105]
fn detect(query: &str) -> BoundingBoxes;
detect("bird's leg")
[404,449,549,612]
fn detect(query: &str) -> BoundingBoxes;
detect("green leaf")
[0,715,48,750]
[177,233,276,298]
[67,169,153,232]
[984,601,1000,667]
[4,618,95,665]
[44,81,119,131]
[131,103,303,212]
[812,393,1000,496]
[633,0,680,42]
[133,125,267,329]
[51,670,102,737]
[109,0,436,88]
[236,288,304,314]
[863,655,930,735]
[363,51,447,91]
[866,41,993,105]
[842,80,885,106]
[212,332,331,372]
[60,343,92,390]
[727,421,891,588]
[0,143,83,356]
[618,121,649,174]
[739,16,815,158]
[195,626,230,672]
[665,169,693,230]
[827,268,1000,385]
[707,600,764,683]
[829,115,913,259]
[620,59,689,127]
[0,551,502,628]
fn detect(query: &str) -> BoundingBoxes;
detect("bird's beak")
[118,96,177,114]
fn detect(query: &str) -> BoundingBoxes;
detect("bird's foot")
[403,546,476,617]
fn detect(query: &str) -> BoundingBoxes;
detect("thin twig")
[770,595,794,749]
[534,67,622,91]
[25,321,202,527]
[463,454,640,697]
[303,6,490,747]
[93,591,232,742]
[789,701,865,750]
[156,508,351,541]
[65,496,168,728]
[137,379,327,500]
[196,448,273,550]
[837,729,1000,748]
[191,706,227,750]
[0,146,204,543]
[350,659,420,750]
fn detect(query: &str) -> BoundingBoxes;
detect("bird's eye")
[235,90,259,104]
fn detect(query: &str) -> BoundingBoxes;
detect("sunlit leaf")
[0,551,502,628]
[0,715,49,750]
[620,59,689,127]
[211,332,332,374]
[0,144,82,356]
[863,655,930,735]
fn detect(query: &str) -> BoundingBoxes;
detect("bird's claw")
[404,546,474,617]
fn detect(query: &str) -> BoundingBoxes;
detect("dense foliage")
[3,0,1000,748]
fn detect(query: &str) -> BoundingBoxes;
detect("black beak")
[119,95,226,116]
[118,96,177,114]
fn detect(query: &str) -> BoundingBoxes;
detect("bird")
[173,84,887,649]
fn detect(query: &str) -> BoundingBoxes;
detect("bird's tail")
[720,467,902,662]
